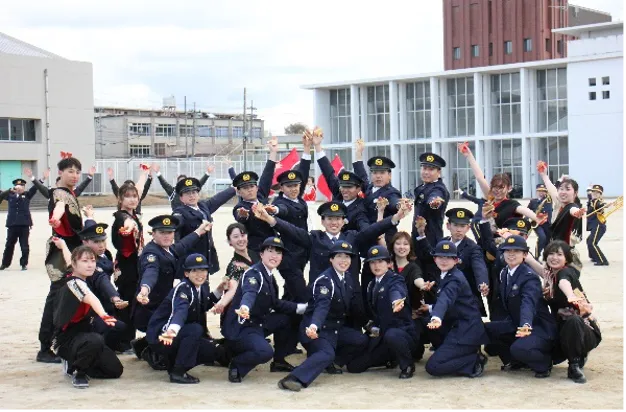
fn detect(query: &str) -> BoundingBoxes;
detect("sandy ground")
[0,199,622,409]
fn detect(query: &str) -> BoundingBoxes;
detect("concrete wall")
[0,53,94,181]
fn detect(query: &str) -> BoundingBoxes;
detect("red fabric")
[303,186,316,202]
[317,154,345,201]
[120,233,137,258]
[62,302,91,332]
[52,214,74,238]
[397,266,405,273]
[270,148,301,196]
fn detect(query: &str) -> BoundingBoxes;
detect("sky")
[1,0,623,135]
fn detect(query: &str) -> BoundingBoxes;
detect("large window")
[129,123,151,136]
[327,148,353,170]
[448,141,477,196]
[406,144,430,191]
[252,127,262,138]
[130,144,150,158]
[216,126,229,138]
[491,139,523,188]
[537,68,567,132]
[330,88,352,144]
[366,145,391,162]
[366,85,390,142]
[447,77,475,137]
[0,118,36,142]
[232,126,244,138]
[179,125,194,137]
[154,143,166,157]
[490,72,521,135]
[155,124,176,137]
[406,81,432,139]
[537,136,569,184]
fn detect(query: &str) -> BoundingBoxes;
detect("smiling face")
[557,182,577,204]
[260,246,283,270]
[322,216,345,235]
[369,259,390,276]
[237,184,258,201]
[228,227,249,253]
[186,268,208,286]
[339,185,360,201]
[434,256,458,272]
[330,252,352,273]
[503,249,527,268]
[420,165,440,183]
[181,189,200,206]
[371,170,391,187]
[281,182,300,200]
[393,236,411,259]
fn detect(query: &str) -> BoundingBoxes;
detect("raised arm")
[153,164,174,196]
[458,144,490,196]
[74,165,96,196]
[537,162,559,207]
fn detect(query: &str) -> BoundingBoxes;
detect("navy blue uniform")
[586,196,608,265]
[416,236,489,315]
[412,179,449,248]
[273,216,398,286]
[134,233,202,332]
[290,268,368,386]
[1,184,39,268]
[146,279,223,372]
[528,195,553,256]
[232,161,276,252]
[347,271,418,373]
[157,172,210,211]
[485,263,557,373]
[221,262,299,379]
[460,191,485,242]
[172,187,236,275]
[477,221,510,322]
[425,268,488,376]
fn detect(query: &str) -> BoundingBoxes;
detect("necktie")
[331,237,338,244]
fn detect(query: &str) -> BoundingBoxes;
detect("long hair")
[117,183,139,210]
[389,231,416,261]
[490,173,512,189]
[560,178,583,240]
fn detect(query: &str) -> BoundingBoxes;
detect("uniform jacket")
[366,271,414,334]
[221,262,297,340]
[528,196,553,228]
[586,195,605,228]
[412,179,450,247]
[158,172,210,210]
[3,185,39,227]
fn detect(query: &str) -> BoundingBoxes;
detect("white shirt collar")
[372,186,381,194]
[508,264,521,277]
[343,198,356,207]
[326,232,340,241]
[263,264,275,276]
[335,270,345,282]
[440,271,448,280]
[375,273,386,283]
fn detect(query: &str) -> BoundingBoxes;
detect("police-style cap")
[503,218,531,234]
[175,177,201,196]
[591,184,604,194]
[499,235,529,251]
[260,236,286,251]
[78,223,109,241]
[233,171,259,189]
[420,152,446,168]
[364,245,391,263]
[337,171,363,187]
[367,156,395,171]
[536,183,548,191]
[12,178,27,186]
[277,170,303,185]
[148,214,179,232]
[445,208,473,224]
[431,240,458,258]
[184,253,210,270]
[317,201,347,217]
[330,241,356,256]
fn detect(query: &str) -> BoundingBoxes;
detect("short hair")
[57,157,82,172]
[55,176,61,183]
[226,222,247,239]
[543,240,574,265]
[177,174,187,181]
[308,176,315,184]
[71,245,97,264]
[390,231,416,261]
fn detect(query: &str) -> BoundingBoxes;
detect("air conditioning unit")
[79,172,103,195]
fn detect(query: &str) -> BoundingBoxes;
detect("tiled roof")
[0,32,65,59]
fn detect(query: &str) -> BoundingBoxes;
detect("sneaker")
[72,372,89,389]
[21,265,27,271]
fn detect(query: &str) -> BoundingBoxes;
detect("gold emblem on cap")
[195,256,203,262]
[288,172,296,180]
[330,204,339,212]
[426,155,435,162]
[273,238,281,243]
[517,220,525,228]
[442,244,450,250]
[375,158,383,166]
[342,173,350,181]
[456,210,465,218]
[163,218,171,225]
[242,174,251,181]
[371,248,379,255]
[185,179,193,186]
[95,226,104,234]
[507,237,515,243]
[342,243,349,248]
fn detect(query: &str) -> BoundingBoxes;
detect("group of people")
[2,131,610,390]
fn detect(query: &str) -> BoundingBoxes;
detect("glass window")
[10,119,23,141]
[179,125,194,137]
[602,90,610,99]
[490,72,521,135]
[252,127,262,138]
[232,126,243,137]
[405,81,431,139]
[216,126,229,138]
[557,40,563,55]
[453,47,461,60]
[489,42,493,56]
[366,85,389,142]
[471,45,479,57]
[491,139,523,187]
[407,143,430,190]
[449,141,476,196]
[330,88,352,144]
[24,120,36,141]
[589,92,596,100]
[129,123,151,136]
[130,144,150,158]
[523,38,532,52]
[504,41,512,54]
[602,76,610,85]
[588,78,596,86]
[447,77,475,137]
[155,124,176,137]
[536,136,569,184]
[0,119,8,141]
[536,68,567,132]
[545,38,551,52]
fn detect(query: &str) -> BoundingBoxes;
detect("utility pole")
[243,87,248,170]
[247,100,257,139]
[192,102,197,157]
[184,96,188,158]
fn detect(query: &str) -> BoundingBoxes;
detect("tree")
[284,122,308,135]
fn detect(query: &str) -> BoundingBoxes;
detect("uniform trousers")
[152,324,221,372]
[425,340,480,376]
[534,225,550,258]
[2,226,29,267]
[553,316,601,364]
[115,254,139,344]
[488,331,553,373]
[58,332,123,379]
[587,224,608,264]
[38,280,65,350]
[347,328,418,373]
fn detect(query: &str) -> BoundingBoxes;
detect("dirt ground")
[0,200,622,409]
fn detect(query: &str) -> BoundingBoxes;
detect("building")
[0,32,95,189]
[302,21,623,198]
[444,0,611,70]
[95,104,265,159]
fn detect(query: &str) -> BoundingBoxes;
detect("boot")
[567,359,586,384]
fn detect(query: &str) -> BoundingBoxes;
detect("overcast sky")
[1,0,623,134]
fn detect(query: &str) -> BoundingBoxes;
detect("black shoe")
[72,372,89,389]
[470,352,488,378]
[594,261,609,266]
[385,360,398,369]
[228,362,242,383]
[141,347,168,371]
[399,365,415,379]
[534,369,551,378]
[21,265,27,271]
[580,355,588,369]
[325,364,343,375]
[0,265,7,270]
[270,360,295,372]
[169,371,200,384]
[37,349,62,364]
[130,338,147,360]
[278,376,303,391]
[501,361,528,371]
[567,360,587,383]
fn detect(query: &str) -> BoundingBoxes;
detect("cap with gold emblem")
[498,234,529,251]
[148,214,179,232]
[364,245,391,262]
[12,178,27,186]
[367,156,396,171]
[233,171,259,189]
[419,152,446,169]
[260,236,287,252]
[330,241,356,256]
[317,201,348,217]
[337,171,364,188]
[590,184,604,194]
[277,170,303,186]
[503,218,531,234]
[175,177,201,196]
[78,222,109,241]
[445,207,474,225]
[431,240,458,258]
[536,183,548,192]
[183,253,210,270]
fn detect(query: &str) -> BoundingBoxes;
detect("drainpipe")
[44,69,51,186]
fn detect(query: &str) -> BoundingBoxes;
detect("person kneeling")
[278,242,368,391]
[425,240,489,378]
[52,246,123,389]
[146,253,230,384]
